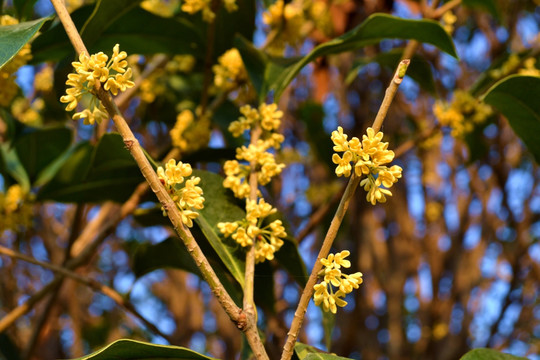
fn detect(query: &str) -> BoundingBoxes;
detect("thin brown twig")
[48,0,268,356]
[0,245,172,342]
[280,60,410,360]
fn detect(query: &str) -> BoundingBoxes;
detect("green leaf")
[13,0,38,20]
[80,0,142,47]
[132,236,203,278]
[346,49,436,94]
[463,0,499,19]
[271,13,457,100]
[37,133,145,203]
[14,126,72,184]
[0,17,50,71]
[274,237,308,287]
[31,7,203,63]
[482,75,540,163]
[71,339,217,360]
[0,333,21,360]
[297,101,334,171]
[213,0,255,59]
[321,310,335,352]
[460,348,528,360]
[89,8,203,58]
[193,170,246,288]
[0,143,31,192]
[235,35,268,102]
[294,342,353,360]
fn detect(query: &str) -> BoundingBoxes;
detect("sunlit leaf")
[460,348,527,360]
[71,339,217,360]
[0,16,50,70]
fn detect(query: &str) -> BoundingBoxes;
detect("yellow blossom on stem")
[156,159,205,227]
[218,199,286,263]
[60,44,135,125]
[331,126,402,205]
[314,251,363,313]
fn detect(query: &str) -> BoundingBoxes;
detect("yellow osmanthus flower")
[262,0,305,55]
[441,11,457,34]
[331,126,402,205]
[433,90,492,138]
[141,0,180,17]
[212,48,254,101]
[65,0,85,13]
[314,250,363,314]
[518,58,540,77]
[181,0,237,21]
[218,198,286,263]
[170,108,211,153]
[60,44,135,125]
[34,65,54,92]
[0,15,32,107]
[166,55,196,73]
[223,104,286,199]
[11,98,43,126]
[0,185,33,233]
[157,159,205,227]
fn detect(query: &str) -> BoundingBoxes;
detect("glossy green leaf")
[31,7,203,63]
[482,75,540,163]
[271,13,457,99]
[460,348,527,360]
[193,170,246,288]
[294,343,353,360]
[132,236,203,278]
[235,35,267,101]
[346,49,436,94]
[0,143,31,192]
[80,0,142,46]
[14,127,72,184]
[37,134,145,203]
[463,0,499,19]
[13,0,38,20]
[0,17,50,70]
[71,339,216,360]
[321,310,335,352]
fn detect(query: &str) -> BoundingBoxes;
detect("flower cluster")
[313,251,363,314]
[262,0,333,55]
[212,48,253,102]
[433,90,493,137]
[157,159,205,227]
[181,0,237,22]
[331,127,402,205]
[440,11,457,34]
[0,185,33,233]
[223,104,286,198]
[490,54,540,79]
[170,108,211,154]
[218,199,286,263]
[0,15,32,107]
[60,44,135,125]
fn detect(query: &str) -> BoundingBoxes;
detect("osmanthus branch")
[48,0,269,357]
[241,125,270,360]
[280,60,410,360]
[0,245,172,342]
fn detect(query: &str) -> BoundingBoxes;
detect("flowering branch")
[47,0,267,349]
[280,59,410,360]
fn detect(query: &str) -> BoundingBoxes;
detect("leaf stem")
[280,59,410,360]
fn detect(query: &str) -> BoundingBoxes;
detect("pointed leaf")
[193,170,246,288]
[0,17,50,70]
[271,13,457,99]
[294,342,353,360]
[14,126,72,184]
[460,348,527,360]
[71,339,217,360]
[80,0,142,46]
[37,134,145,203]
[482,75,540,163]
[235,35,268,101]
[0,143,31,192]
